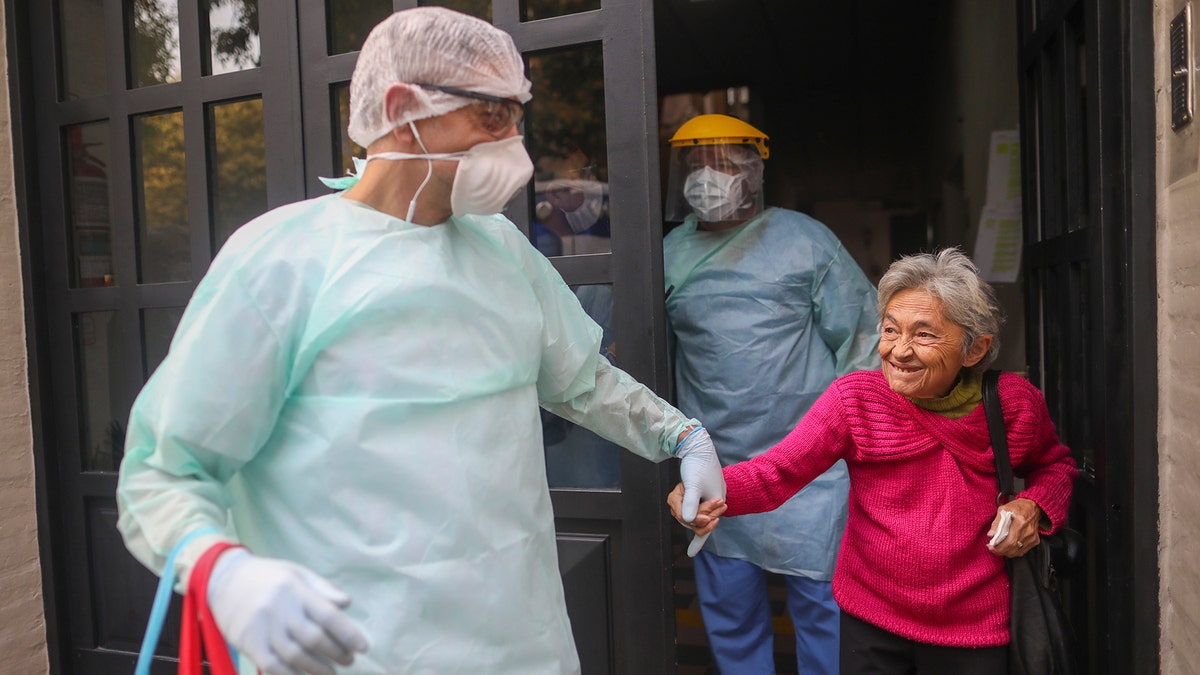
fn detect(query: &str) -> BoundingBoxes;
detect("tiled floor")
[671,529,799,675]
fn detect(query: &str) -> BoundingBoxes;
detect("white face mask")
[366,125,533,221]
[554,179,605,233]
[683,166,746,222]
[449,136,534,217]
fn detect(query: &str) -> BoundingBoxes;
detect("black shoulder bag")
[982,370,1081,675]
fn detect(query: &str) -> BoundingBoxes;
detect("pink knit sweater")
[722,370,1077,647]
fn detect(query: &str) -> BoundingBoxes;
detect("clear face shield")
[663,143,765,224]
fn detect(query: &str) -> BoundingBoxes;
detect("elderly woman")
[669,248,1077,674]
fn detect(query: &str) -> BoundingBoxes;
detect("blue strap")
[134,528,221,675]
[673,425,704,456]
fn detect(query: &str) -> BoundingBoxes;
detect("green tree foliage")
[209,98,268,248]
[132,0,179,86]
[209,0,260,70]
[136,111,187,232]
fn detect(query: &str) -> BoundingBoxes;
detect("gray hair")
[877,247,1004,373]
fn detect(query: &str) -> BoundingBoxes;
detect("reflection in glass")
[65,121,115,288]
[206,0,261,75]
[527,45,610,255]
[523,0,599,22]
[130,0,182,87]
[75,311,124,471]
[58,0,110,100]
[327,0,391,55]
[544,284,621,489]
[142,307,185,378]
[333,82,366,176]
[133,110,190,283]
[208,98,267,249]
[419,0,490,22]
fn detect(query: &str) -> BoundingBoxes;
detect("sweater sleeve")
[1004,375,1078,532]
[722,380,854,516]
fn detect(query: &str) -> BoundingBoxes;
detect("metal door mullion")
[79,472,120,497]
[46,300,96,648]
[491,0,519,28]
[183,93,214,277]
[31,0,74,295]
[600,0,675,670]
[1061,14,1087,233]
[304,52,358,83]
[134,280,196,307]
[297,0,337,197]
[54,97,114,126]
[507,11,604,50]
[177,0,203,83]
[1018,0,1075,66]
[259,0,307,208]
[549,253,611,286]
[198,69,268,102]
[549,490,622,519]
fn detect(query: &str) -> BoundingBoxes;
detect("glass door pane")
[132,109,190,283]
[205,0,262,75]
[207,97,268,249]
[65,121,115,288]
[527,44,611,256]
[129,0,182,87]
[57,0,110,100]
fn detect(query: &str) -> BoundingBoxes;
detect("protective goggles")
[418,83,525,137]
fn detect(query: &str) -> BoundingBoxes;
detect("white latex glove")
[206,549,370,675]
[676,427,726,557]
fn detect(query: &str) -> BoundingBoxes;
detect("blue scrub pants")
[693,550,840,674]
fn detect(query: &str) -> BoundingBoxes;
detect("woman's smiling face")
[878,288,990,399]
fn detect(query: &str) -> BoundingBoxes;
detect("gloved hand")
[675,427,726,557]
[206,548,370,675]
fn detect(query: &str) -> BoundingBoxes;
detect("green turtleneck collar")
[908,371,983,419]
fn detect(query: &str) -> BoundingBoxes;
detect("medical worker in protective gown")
[116,8,724,674]
[663,114,879,674]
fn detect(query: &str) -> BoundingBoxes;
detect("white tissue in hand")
[989,510,1013,546]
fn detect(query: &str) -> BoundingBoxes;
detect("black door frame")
[1016,0,1158,673]
[10,0,678,671]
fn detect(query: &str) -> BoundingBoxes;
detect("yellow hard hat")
[668,114,770,160]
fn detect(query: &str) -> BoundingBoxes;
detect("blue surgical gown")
[117,194,696,674]
[664,208,879,579]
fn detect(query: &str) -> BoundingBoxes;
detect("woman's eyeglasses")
[417,83,525,137]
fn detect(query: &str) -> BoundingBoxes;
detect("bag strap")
[181,542,244,675]
[982,369,1017,502]
[134,527,221,675]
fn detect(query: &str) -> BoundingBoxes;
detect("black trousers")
[840,612,1008,675]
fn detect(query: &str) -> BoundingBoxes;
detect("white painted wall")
[1158,2,1200,672]
[0,2,50,672]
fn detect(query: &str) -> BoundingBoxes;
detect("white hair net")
[347,7,533,148]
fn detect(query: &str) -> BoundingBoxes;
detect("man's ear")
[383,83,417,127]
[964,334,993,368]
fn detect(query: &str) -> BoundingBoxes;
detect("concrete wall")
[1157,2,1200,673]
[0,3,49,673]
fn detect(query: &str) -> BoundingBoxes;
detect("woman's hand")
[667,482,727,536]
[987,497,1044,558]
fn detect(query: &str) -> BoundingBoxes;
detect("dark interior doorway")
[652,2,1028,672]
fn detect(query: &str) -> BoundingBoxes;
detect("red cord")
[180,542,244,675]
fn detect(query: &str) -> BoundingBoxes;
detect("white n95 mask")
[365,126,533,221]
[560,180,605,233]
[449,136,534,217]
[683,166,746,222]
